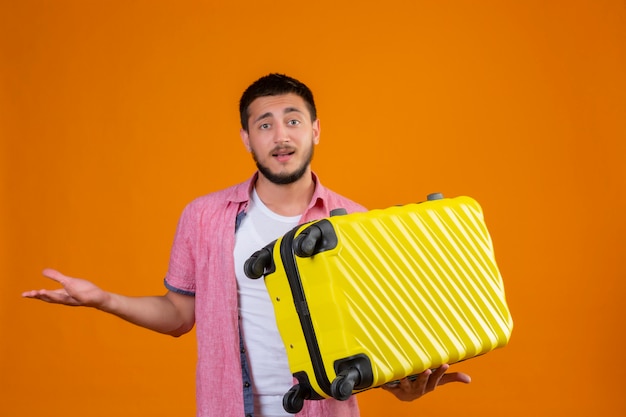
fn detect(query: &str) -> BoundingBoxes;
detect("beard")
[252,144,314,185]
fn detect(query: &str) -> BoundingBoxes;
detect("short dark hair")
[239,73,317,132]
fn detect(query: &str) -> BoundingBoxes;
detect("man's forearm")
[98,292,194,336]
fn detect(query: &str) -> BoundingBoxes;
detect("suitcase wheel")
[330,367,361,401]
[283,383,308,414]
[330,208,347,216]
[427,192,444,200]
[243,248,273,279]
[293,225,322,257]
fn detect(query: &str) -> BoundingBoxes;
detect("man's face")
[240,93,320,185]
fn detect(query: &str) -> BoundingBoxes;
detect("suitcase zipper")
[280,226,334,397]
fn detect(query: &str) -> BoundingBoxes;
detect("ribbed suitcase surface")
[245,195,513,413]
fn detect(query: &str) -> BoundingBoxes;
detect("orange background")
[2,1,625,416]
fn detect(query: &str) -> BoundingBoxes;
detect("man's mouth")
[272,147,295,161]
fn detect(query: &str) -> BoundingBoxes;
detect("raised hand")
[381,364,471,402]
[22,268,110,308]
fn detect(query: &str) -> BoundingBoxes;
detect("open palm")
[22,268,109,308]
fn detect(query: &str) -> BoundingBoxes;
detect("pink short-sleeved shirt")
[165,172,366,417]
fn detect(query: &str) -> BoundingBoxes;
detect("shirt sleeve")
[164,203,197,295]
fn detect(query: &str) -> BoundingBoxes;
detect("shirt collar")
[227,171,329,211]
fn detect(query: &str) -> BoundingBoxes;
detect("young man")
[23,74,470,417]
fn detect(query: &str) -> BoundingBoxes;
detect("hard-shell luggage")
[244,193,513,413]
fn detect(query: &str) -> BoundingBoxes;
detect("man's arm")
[22,268,195,337]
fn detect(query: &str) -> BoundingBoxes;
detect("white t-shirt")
[234,189,301,417]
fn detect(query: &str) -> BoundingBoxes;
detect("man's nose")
[273,123,290,143]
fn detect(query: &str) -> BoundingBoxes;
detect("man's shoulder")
[183,178,251,212]
[321,187,368,213]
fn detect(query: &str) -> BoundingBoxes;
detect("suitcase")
[244,193,513,413]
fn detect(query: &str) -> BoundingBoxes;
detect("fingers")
[380,365,471,402]
[21,268,69,300]
[426,364,449,392]
[407,368,431,393]
[381,369,430,401]
[22,288,60,300]
[427,365,471,387]
[440,371,472,385]
[42,268,68,285]
[21,289,40,298]
[22,288,78,305]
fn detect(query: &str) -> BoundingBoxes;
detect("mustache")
[270,145,296,154]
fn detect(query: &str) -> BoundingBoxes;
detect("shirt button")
[244,381,250,388]
[241,347,246,353]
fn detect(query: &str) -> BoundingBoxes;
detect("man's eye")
[260,123,271,129]
[287,119,300,126]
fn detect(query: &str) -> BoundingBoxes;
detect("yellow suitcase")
[244,194,513,413]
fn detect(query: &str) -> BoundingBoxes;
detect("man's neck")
[254,171,315,217]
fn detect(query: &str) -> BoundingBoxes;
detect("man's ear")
[240,128,251,152]
[312,119,321,145]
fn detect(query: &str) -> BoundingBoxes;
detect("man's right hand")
[22,268,110,309]
[23,268,195,336]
